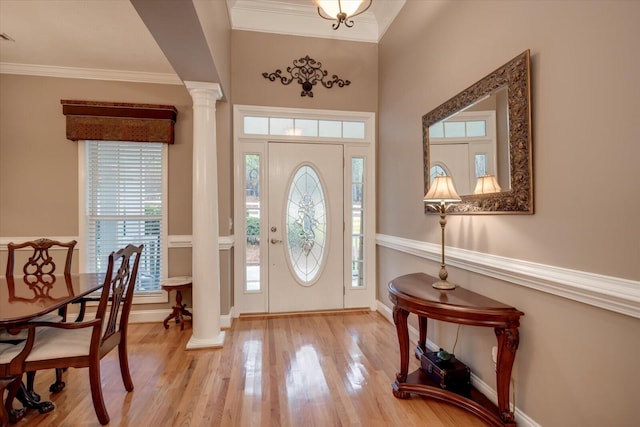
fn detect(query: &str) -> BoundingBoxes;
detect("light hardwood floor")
[13,311,488,426]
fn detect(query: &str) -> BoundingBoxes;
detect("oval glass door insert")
[286,164,327,285]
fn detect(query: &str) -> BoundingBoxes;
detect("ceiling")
[228,0,404,43]
[0,0,404,83]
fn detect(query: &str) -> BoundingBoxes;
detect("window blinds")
[85,141,163,291]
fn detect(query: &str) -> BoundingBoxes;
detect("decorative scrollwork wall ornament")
[262,55,350,97]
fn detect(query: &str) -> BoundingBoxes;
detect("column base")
[186,331,226,350]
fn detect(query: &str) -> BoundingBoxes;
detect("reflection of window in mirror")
[474,153,487,178]
[430,164,449,183]
[422,50,532,213]
[429,111,497,195]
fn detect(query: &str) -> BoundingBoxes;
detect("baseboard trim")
[129,308,176,324]
[376,233,640,319]
[221,307,234,329]
[376,301,539,427]
[69,307,233,330]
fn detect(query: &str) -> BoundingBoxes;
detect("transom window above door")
[243,116,366,139]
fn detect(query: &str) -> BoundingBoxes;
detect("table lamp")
[424,175,461,290]
[474,174,502,194]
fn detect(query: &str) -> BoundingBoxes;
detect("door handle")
[270,239,282,244]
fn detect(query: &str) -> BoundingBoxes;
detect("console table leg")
[417,316,428,356]
[495,327,520,424]
[392,305,410,392]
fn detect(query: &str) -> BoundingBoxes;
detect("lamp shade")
[474,175,502,195]
[424,175,461,203]
[316,0,365,18]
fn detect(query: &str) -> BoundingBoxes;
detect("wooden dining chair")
[1,335,56,424]
[1,344,30,425]
[5,239,76,293]
[3,238,77,396]
[7,244,143,425]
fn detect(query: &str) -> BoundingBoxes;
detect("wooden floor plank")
[10,311,488,426]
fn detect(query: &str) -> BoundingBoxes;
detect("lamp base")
[432,280,456,290]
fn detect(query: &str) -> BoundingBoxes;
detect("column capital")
[184,81,223,101]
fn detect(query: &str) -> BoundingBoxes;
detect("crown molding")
[0,62,182,85]
[229,0,380,43]
[373,0,406,42]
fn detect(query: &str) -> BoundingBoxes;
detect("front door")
[268,142,344,313]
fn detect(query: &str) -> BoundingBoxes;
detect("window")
[286,165,327,285]
[244,154,261,292]
[243,116,366,139]
[83,140,166,293]
[351,157,365,288]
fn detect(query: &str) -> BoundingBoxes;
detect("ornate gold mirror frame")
[423,50,533,214]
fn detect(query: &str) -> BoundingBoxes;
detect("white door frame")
[233,105,376,315]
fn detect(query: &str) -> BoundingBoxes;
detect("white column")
[184,81,225,349]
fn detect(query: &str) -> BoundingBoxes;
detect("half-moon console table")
[388,273,524,427]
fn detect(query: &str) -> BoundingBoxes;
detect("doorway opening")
[233,105,376,315]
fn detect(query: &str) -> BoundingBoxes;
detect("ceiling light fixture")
[315,0,372,30]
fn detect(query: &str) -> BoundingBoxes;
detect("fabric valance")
[61,100,178,144]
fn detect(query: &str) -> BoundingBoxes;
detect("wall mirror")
[423,50,533,214]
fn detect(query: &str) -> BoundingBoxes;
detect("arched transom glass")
[286,165,327,285]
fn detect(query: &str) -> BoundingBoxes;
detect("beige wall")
[0,74,234,314]
[194,0,232,97]
[378,1,640,426]
[230,30,377,312]
[379,0,639,279]
[232,30,378,112]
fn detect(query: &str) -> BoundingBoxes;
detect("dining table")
[0,273,104,425]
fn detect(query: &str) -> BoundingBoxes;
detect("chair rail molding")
[376,233,640,319]
[167,234,234,250]
[1,235,235,251]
